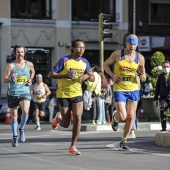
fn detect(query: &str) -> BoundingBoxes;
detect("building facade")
[0,0,129,97]
[129,0,170,73]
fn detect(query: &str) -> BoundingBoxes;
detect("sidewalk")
[80,122,170,132]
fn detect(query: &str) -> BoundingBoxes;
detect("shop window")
[11,0,52,19]
[72,0,116,22]
[150,2,170,24]
[11,48,51,84]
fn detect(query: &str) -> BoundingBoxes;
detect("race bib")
[122,75,132,82]
[15,76,28,84]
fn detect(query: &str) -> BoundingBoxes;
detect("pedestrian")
[103,34,146,150]
[103,79,113,123]
[31,74,51,130]
[129,73,151,138]
[108,78,115,122]
[48,92,57,123]
[84,65,102,124]
[154,60,170,131]
[2,44,35,147]
[49,39,95,155]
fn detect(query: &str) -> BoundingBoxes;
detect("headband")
[126,37,138,45]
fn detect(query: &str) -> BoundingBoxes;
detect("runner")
[31,74,51,130]
[103,34,146,150]
[3,44,35,147]
[49,39,95,155]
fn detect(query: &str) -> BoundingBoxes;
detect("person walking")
[49,39,95,155]
[103,34,146,150]
[154,60,170,131]
[31,74,51,130]
[3,44,35,147]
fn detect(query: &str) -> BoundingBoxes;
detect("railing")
[11,10,55,20]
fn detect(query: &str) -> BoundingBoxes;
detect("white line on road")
[106,140,170,157]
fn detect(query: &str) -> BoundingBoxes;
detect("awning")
[152,36,170,49]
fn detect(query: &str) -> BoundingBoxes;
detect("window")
[72,0,115,22]
[11,48,51,79]
[11,0,52,19]
[150,2,170,24]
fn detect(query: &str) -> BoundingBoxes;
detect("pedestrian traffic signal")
[99,13,113,41]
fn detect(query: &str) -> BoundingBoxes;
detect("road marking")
[106,140,170,157]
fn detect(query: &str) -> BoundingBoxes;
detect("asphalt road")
[0,123,170,170]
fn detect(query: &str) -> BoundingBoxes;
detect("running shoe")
[19,129,26,142]
[111,114,119,131]
[35,126,41,130]
[12,137,18,147]
[119,141,130,150]
[51,112,61,129]
[69,146,81,156]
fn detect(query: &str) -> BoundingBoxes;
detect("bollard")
[107,111,111,123]
[5,108,11,124]
[70,111,74,124]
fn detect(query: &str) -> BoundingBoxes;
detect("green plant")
[148,51,165,93]
[150,51,165,67]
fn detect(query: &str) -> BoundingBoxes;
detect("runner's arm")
[3,64,14,83]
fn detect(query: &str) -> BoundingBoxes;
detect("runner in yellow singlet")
[49,39,95,155]
[103,34,146,150]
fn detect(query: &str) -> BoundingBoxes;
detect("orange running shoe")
[51,112,61,129]
[69,146,81,156]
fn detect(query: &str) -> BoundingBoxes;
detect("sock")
[121,137,126,142]
[36,121,40,127]
[20,115,28,130]
[11,120,18,137]
[114,116,119,122]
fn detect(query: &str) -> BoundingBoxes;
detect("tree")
[148,51,165,94]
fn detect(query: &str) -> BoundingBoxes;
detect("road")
[0,123,170,170]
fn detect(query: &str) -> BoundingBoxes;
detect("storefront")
[10,47,52,84]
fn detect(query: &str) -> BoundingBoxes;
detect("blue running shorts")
[114,90,140,103]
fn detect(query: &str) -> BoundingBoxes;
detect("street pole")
[133,0,136,34]
[100,40,104,72]
[99,13,112,72]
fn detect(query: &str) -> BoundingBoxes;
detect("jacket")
[154,72,170,101]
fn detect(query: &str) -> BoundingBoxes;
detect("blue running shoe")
[12,137,18,147]
[19,129,26,142]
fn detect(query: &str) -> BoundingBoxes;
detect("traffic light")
[99,13,113,41]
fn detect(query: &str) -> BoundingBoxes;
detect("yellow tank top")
[114,50,139,91]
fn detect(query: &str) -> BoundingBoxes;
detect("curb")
[155,132,170,147]
[81,122,170,132]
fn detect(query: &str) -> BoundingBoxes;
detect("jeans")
[90,96,100,121]
[99,97,106,123]
[131,115,137,130]
[105,103,110,122]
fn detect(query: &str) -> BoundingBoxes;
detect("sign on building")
[138,36,151,52]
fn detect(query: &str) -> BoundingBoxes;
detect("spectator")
[154,60,170,131]
[84,66,102,124]
[108,78,115,122]
[129,73,151,138]
[48,93,57,123]
[104,80,113,123]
